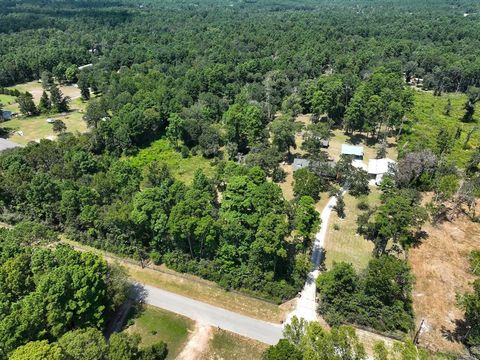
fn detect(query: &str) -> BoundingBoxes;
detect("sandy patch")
[177,323,213,360]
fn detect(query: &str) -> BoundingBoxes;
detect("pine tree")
[17,92,38,116]
[38,91,51,113]
[50,85,69,113]
[78,73,90,100]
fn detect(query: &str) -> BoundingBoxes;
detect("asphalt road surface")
[143,284,283,345]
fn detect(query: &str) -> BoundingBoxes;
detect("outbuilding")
[341,144,364,160]
[292,158,310,171]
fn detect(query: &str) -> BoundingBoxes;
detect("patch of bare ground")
[177,323,213,360]
[409,216,480,354]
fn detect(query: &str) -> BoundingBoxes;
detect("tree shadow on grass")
[440,318,469,344]
[105,283,148,338]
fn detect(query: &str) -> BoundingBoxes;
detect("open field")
[401,91,479,168]
[126,305,194,359]
[1,111,87,144]
[323,189,381,271]
[62,239,288,323]
[128,139,216,184]
[1,89,89,144]
[410,216,480,354]
[199,328,268,360]
[8,80,81,102]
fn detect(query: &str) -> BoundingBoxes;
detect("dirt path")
[176,323,213,360]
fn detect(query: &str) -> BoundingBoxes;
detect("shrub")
[357,197,369,211]
[149,251,162,265]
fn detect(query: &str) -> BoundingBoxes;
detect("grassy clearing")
[328,129,397,162]
[324,188,381,271]
[62,239,286,323]
[1,111,87,144]
[128,139,215,184]
[1,95,89,144]
[125,305,194,359]
[400,91,479,168]
[199,329,268,360]
[8,80,81,102]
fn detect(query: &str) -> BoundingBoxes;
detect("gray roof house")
[292,158,310,171]
[0,138,22,152]
[341,144,364,160]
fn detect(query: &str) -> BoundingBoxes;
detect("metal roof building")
[341,144,364,158]
[292,158,310,171]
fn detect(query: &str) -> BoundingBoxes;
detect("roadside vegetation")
[125,306,193,359]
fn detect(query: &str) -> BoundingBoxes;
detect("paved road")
[143,284,283,345]
[285,191,344,323]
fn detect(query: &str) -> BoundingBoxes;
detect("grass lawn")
[400,91,479,168]
[1,111,88,144]
[0,94,19,112]
[200,329,268,360]
[128,139,215,184]
[323,188,381,271]
[125,305,194,359]
[62,238,286,323]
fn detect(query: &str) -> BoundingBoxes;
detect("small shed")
[368,158,396,184]
[0,138,21,152]
[292,158,310,171]
[341,144,364,160]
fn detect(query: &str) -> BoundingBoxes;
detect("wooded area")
[0,0,480,357]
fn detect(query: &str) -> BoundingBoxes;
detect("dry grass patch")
[8,81,81,102]
[323,188,381,271]
[199,328,268,360]
[410,217,480,354]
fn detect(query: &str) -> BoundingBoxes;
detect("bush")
[272,167,287,182]
[357,197,369,211]
[333,224,340,231]
[180,145,189,158]
[149,251,162,265]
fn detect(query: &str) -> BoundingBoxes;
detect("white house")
[368,158,396,184]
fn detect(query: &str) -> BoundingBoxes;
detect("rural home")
[368,158,396,184]
[341,144,364,160]
[292,158,310,171]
